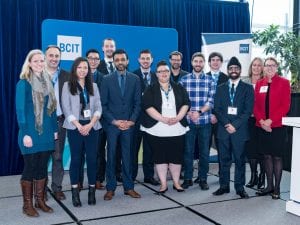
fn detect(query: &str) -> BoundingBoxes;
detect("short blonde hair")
[20,49,45,80]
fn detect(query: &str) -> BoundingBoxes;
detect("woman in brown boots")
[16,49,57,217]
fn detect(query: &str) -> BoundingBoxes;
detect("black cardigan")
[141,81,190,128]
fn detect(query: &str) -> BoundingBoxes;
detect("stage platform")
[0,163,299,225]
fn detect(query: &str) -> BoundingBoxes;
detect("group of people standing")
[16,38,291,217]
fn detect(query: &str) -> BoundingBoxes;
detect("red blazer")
[254,74,291,128]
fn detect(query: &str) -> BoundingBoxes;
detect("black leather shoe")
[173,185,185,192]
[144,178,160,186]
[158,187,168,194]
[88,186,96,205]
[199,180,209,190]
[256,188,274,196]
[182,180,193,189]
[212,187,230,196]
[237,190,249,199]
[271,191,280,200]
[194,177,200,184]
[71,187,82,207]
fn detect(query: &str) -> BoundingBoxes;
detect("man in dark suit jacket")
[169,51,188,83]
[101,49,142,200]
[45,45,70,200]
[97,38,116,74]
[132,49,159,185]
[213,57,254,199]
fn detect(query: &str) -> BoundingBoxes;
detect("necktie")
[143,72,149,86]
[230,83,235,97]
[120,75,125,96]
[109,62,114,73]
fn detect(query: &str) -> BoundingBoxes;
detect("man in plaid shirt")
[180,52,216,190]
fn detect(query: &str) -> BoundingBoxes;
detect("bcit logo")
[239,44,249,54]
[57,35,82,60]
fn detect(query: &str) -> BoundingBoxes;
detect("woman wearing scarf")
[16,49,57,217]
[61,57,102,207]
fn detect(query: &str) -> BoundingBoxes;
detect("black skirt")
[258,126,287,157]
[145,133,185,164]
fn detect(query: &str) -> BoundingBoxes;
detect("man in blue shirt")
[180,52,215,190]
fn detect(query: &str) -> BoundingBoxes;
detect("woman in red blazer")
[254,57,291,199]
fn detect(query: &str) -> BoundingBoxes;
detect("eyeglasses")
[264,64,277,68]
[87,57,100,61]
[157,70,170,74]
[228,66,240,72]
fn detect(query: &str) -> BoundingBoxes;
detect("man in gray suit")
[45,45,70,200]
[101,49,141,201]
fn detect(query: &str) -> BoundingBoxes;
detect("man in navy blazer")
[101,49,142,200]
[132,49,159,186]
[213,57,254,199]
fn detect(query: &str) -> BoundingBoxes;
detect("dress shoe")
[88,186,96,205]
[71,188,81,207]
[104,191,115,201]
[237,190,249,199]
[54,191,66,200]
[116,175,123,183]
[95,181,105,190]
[271,191,280,200]
[124,189,141,198]
[158,187,168,194]
[212,187,230,196]
[182,180,193,189]
[199,180,209,190]
[173,185,184,192]
[144,177,160,186]
[256,188,274,196]
[194,177,200,184]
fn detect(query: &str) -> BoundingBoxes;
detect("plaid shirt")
[180,71,216,125]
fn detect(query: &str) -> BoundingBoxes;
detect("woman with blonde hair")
[243,57,265,189]
[16,49,57,217]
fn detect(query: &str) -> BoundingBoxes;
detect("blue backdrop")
[0,0,250,176]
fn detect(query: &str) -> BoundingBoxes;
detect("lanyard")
[83,87,88,105]
[160,84,172,101]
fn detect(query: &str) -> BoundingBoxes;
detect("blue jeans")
[218,137,246,192]
[184,123,211,181]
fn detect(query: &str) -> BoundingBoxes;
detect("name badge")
[162,102,174,109]
[259,86,268,93]
[83,109,91,118]
[228,107,237,115]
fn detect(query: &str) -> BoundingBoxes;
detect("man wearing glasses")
[169,51,188,84]
[213,56,254,199]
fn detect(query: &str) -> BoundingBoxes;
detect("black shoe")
[199,180,209,190]
[212,187,230,196]
[194,177,200,184]
[173,185,185,192]
[256,188,274,196]
[144,178,160,186]
[158,187,168,194]
[237,190,249,199]
[116,175,123,183]
[71,187,82,207]
[182,180,193,189]
[88,186,96,205]
[271,191,280,200]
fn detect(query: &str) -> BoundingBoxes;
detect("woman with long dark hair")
[61,57,102,207]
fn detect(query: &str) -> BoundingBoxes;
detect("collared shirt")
[104,57,114,73]
[180,71,216,125]
[117,70,127,88]
[141,68,151,86]
[210,70,220,84]
[49,68,63,116]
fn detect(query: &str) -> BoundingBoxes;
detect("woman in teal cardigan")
[16,49,57,217]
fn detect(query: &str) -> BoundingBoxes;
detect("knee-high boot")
[257,160,265,189]
[21,180,39,217]
[34,179,53,213]
[246,159,258,188]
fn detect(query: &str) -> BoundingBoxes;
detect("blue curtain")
[0,0,250,176]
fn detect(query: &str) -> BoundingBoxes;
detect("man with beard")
[45,45,70,200]
[180,52,215,190]
[132,49,159,185]
[101,49,141,200]
[169,51,188,83]
[212,56,254,199]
